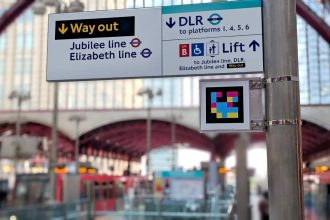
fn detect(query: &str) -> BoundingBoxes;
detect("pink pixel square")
[227,102,233,107]
[211,103,216,108]
[216,92,222,97]
[227,91,238,97]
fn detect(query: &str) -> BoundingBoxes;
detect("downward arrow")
[249,40,260,51]
[58,23,68,35]
[166,17,176,29]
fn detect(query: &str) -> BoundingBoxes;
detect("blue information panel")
[162,0,263,77]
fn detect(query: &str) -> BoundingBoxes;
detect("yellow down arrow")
[58,23,68,35]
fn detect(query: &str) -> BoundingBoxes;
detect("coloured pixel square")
[206,86,244,123]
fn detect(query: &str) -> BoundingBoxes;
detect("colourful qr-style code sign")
[206,86,244,123]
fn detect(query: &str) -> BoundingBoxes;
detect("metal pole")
[69,115,85,172]
[50,82,59,201]
[235,133,250,220]
[75,119,80,167]
[207,160,218,196]
[127,157,131,176]
[171,116,176,171]
[15,98,22,158]
[146,104,151,176]
[263,0,304,218]
[16,99,21,139]
[14,98,22,170]
[219,158,226,192]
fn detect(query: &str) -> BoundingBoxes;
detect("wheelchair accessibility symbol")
[191,43,204,57]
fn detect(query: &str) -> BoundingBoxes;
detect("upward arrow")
[166,17,176,29]
[58,23,68,35]
[249,40,260,52]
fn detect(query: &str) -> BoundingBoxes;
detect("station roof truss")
[213,120,330,161]
[79,119,215,158]
[0,122,74,153]
[0,119,329,162]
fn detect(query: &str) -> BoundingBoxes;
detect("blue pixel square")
[211,92,217,102]
[216,102,227,112]
[191,43,204,56]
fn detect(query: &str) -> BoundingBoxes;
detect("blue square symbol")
[191,43,204,56]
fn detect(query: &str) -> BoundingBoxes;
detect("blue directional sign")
[162,0,263,76]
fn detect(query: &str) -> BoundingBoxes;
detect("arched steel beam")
[213,120,330,161]
[80,119,214,157]
[0,0,35,35]
[297,0,330,44]
[0,121,74,152]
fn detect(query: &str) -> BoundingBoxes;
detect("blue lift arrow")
[166,17,176,28]
[249,40,260,51]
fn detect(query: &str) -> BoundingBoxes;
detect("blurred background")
[0,0,329,219]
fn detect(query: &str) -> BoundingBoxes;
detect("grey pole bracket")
[265,119,302,126]
[250,120,265,130]
[264,75,299,84]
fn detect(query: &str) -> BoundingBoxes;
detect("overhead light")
[61,5,69,13]
[43,0,58,6]
[137,88,146,96]
[32,0,47,15]
[68,0,85,12]
[3,130,13,136]
[156,89,162,96]
[21,92,31,101]
[69,115,86,122]
[8,91,17,99]
[8,91,31,101]
[321,166,328,172]
[2,165,12,173]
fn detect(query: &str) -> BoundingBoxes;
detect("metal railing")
[101,210,234,220]
[0,199,92,220]
[97,196,236,220]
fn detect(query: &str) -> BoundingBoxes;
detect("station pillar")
[263,0,304,218]
[219,158,226,192]
[207,151,219,196]
[236,133,250,220]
